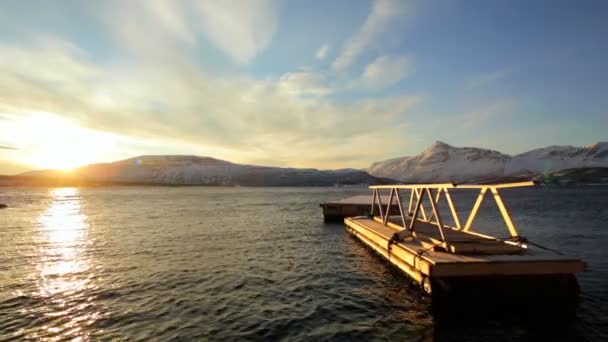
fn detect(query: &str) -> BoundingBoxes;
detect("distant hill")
[1,155,394,187]
[368,141,608,183]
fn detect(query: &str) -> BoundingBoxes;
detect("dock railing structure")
[369,181,536,252]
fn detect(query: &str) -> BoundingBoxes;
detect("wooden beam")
[383,188,395,225]
[395,189,407,229]
[408,189,414,215]
[370,183,456,189]
[426,188,449,249]
[414,189,428,221]
[375,189,385,222]
[463,187,487,232]
[370,181,534,190]
[443,188,462,229]
[427,188,443,223]
[454,181,535,189]
[491,187,519,238]
[370,188,377,217]
[409,188,425,232]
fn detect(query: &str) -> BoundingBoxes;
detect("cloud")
[96,0,279,65]
[356,55,412,90]
[315,43,330,60]
[332,0,408,72]
[194,0,280,64]
[466,69,509,90]
[278,71,332,97]
[0,145,16,150]
[0,36,422,169]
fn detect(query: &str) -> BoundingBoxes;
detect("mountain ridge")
[6,155,393,187]
[368,141,608,182]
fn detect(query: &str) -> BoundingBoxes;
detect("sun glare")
[7,112,118,170]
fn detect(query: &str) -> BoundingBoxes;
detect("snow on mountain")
[368,141,608,182]
[507,142,608,174]
[62,155,390,186]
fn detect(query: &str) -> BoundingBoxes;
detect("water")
[0,186,607,341]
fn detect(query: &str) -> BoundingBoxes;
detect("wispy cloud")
[315,43,330,60]
[355,55,412,90]
[279,71,332,97]
[0,34,422,169]
[466,69,509,90]
[0,145,16,150]
[332,0,408,72]
[194,1,280,64]
[97,0,280,65]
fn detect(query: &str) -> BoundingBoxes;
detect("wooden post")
[371,188,377,217]
[376,189,385,222]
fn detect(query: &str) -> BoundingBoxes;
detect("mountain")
[6,155,393,187]
[368,141,608,183]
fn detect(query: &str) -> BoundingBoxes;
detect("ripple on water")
[0,186,607,340]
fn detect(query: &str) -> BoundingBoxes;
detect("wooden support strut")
[408,188,425,232]
[463,187,487,232]
[427,187,443,223]
[395,189,407,229]
[491,187,519,238]
[426,188,449,249]
[370,188,377,217]
[375,189,385,222]
[369,182,530,251]
[408,189,414,215]
[413,189,428,221]
[444,188,462,229]
[383,188,395,225]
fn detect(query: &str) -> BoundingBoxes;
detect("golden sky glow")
[0,112,123,171]
[0,1,606,174]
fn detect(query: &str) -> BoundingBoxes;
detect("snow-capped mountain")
[507,142,608,175]
[19,155,391,186]
[368,141,608,182]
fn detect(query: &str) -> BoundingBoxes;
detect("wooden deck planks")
[345,217,586,280]
[381,215,524,254]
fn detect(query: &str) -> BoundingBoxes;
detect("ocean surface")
[0,186,607,341]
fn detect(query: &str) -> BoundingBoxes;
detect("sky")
[0,0,606,174]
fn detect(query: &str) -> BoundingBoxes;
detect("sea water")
[0,186,607,341]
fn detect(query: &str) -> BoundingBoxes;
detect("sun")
[14,113,115,171]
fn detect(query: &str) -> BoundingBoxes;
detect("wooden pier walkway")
[333,182,585,309]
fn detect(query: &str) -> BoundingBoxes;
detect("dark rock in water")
[0,204,7,209]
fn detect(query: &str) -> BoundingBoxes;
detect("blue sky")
[0,0,606,173]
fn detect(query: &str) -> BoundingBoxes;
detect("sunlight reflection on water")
[33,188,98,339]
[37,188,90,297]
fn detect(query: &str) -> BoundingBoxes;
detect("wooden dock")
[320,195,399,222]
[337,182,586,313]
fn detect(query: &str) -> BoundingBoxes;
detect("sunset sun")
[5,113,117,171]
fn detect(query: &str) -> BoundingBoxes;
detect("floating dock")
[320,195,399,222]
[338,182,586,313]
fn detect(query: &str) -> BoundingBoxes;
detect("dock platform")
[320,195,399,222]
[340,182,586,313]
